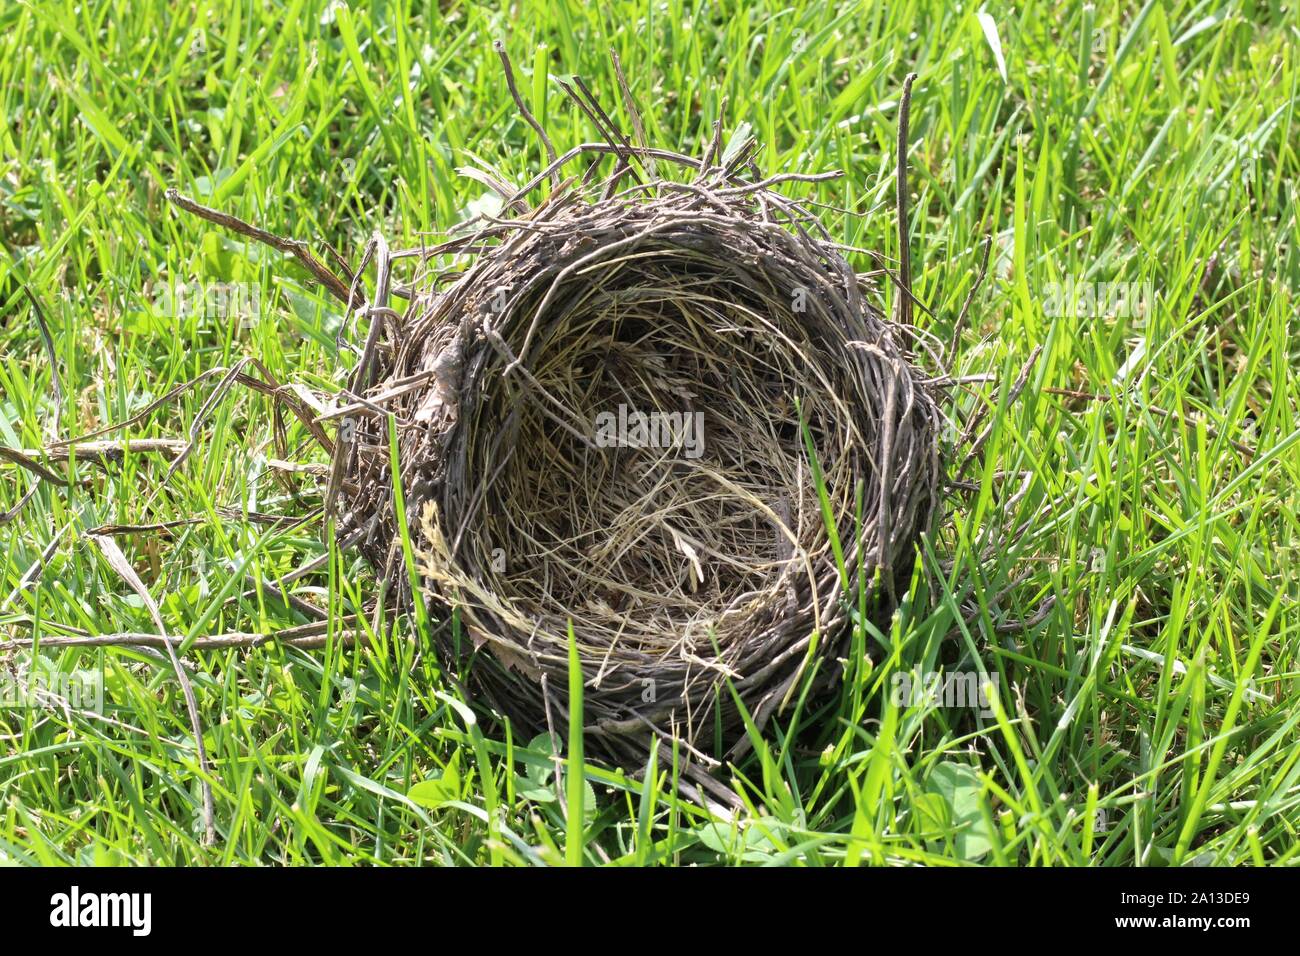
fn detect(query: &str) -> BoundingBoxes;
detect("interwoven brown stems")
[334,145,943,779]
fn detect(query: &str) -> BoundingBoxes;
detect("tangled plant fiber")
[327,130,943,790]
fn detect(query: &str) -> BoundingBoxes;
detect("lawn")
[0,0,1297,866]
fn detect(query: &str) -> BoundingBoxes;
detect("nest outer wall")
[335,151,944,775]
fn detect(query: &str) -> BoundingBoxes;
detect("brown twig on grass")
[949,235,993,358]
[3,619,353,650]
[164,189,354,305]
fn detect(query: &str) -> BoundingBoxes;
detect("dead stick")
[4,630,356,650]
[31,439,188,463]
[165,189,353,305]
[494,40,559,187]
[949,236,992,358]
[894,73,917,328]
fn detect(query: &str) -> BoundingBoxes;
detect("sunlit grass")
[0,0,1296,865]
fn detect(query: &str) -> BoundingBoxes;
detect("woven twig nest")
[333,136,943,781]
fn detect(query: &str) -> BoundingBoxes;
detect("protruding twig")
[894,73,917,328]
[0,445,74,485]
[323,231,391,538]
[554,76,644,199]
[0,485,39,526]
[35,438,188,464]
[610,49,655,180]
[3,621,353,650]
[950,235,992,358]
[495,40,560,188]
[165,189,353,305]
[47,367,229,448]
[702,104,726,172]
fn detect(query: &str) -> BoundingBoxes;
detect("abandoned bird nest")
[163,67,945,795]
[322,137,943,782]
